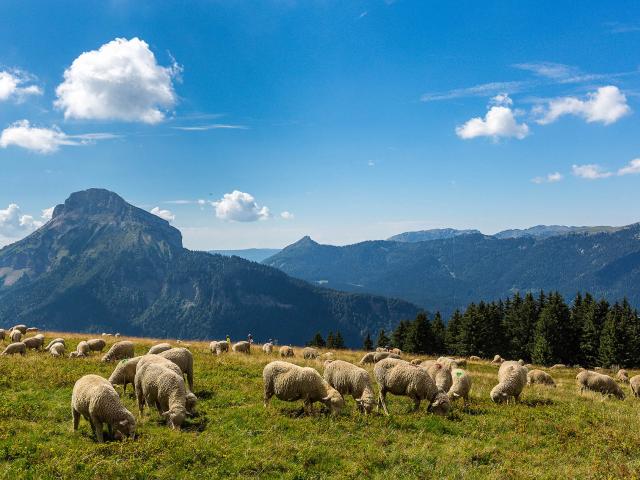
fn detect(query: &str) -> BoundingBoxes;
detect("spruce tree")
[580,302,600,367]
[431,312,446,354]
[532,293,570,365]
[376,329,390,349]
[363,332,373,351]
[308,332,326,347]
[391,320,409,350]
[599,304,622,367]
[326,331,335,349]
[445,310,462,355]
[333,331,345,349]
[405,312,433,354]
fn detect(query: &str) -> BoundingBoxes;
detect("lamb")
[374,358,450,416]
[1,342,26,356]
[49,342,66,357]
[323,360,375,414]
[279,345,294,357]
[262,342,273,354]
[527,369,556,387]
[148,343,172,355]
[71,374,136,442]
[448,368,472,405]
[45,338,65,351]
[490,361,528,403]
[576,370,625,399]
[23,335,45,350]
[491,354,504,365]
[10,329,22,343]
[11,324,27,334]
[159,348,194,391]
[263,360,344,415]
[303,347,319,359]
[137,363,188,429]
[469,355,482,362]
[616,369,630,384]
[424,362,453,393]
[101,341,135,362]
[630,375,640,398]
[87,338,107,352]
[232,341,251,354]
[109,356,142,394]
[70,341,90,358]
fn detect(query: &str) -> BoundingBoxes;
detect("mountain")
[0,189,419,345]
[209,248,281,263]
[264,226,640,317]
[494,225,624,240]
[388,228,481,242]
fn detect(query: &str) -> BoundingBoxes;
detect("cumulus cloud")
[456,94,529,140]
[618,158,640,176]
[0,203,54,245]
[212,191,271,222]
[55,37,180,124]
[0,120,115,154]
[0,70,42,102]
[150,207,175,222]
[572,164,613,180]
[532,172,563,184]
[280,211,294,220]
[535,86,631,125]
[41,206,55,221]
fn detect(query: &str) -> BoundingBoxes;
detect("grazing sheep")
[436,357,459,370]
[232,341,251,354]
[102,333,113,337]
[359,352,376,365]
[448,368,472,405]
[424,362,453,393]
[527,369,556,387]
[374,351,400,363]
[491,354,504,365]
[159,348,194,391]
[469,356,481,362]
[134,355,184,408]
[108,356,142,394]
[101,341,135,362]
[70,341,90,358]
[550,364,567,370]
[279,345,294,358]
[376,347,388,352]
[263,361,344,415]
[87,339,107,352]
[374,358,450,416]
[45,338,65,351]
[137,363,188,429]
[49,342,66,357]
[321,352,335,360]
[630,375,640,398]
[10,330,22,343]
[148,343,172,355]
[262,342,273,354]
[420,360,436,370]
[23,335,45,350]
[214,341,229,355]
[391,348,402,356]
[11,324,27,334]
[0,329,5,341]
[303,347,319,360]
[490,361,528,403]
[323,360,375,414]
[71,374,136,442]
[577,370,625,399]
[1,342,26,356]
[616,369,630,384]
[115,333,121,338]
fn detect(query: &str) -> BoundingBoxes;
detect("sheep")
[410,358,425,365]
[303,347,319,360]
[448,368,472,405]
[490,361,528,403]
[374,358,450,416]
[1,342,26,356]
[232,341,251,354]
[214,341,229,355]
[263,361,344,415]
[147,343,171,355]
[101,341,135,362]
[376,347,388,352]
[108,356,142,394]
[491,354,504,365]
[49,342,66,357]
[11,324,27,334]
[10,329,22,343]
[359,352,376,365]
[137,363,188,429]
[630,375,640,398]
[185,391,198,415]
[616,369,630,384]
[577,370,625,399]
[390,348,402,356]
[469,355,482,362]
[374,351,400,363]
[436,357,459,370]
[70,341,90,358]
[323,360,375,414]
[279,345,294,358]
[550,364,567,370]
[45,338,65,351]
[87,338,107,352]
[518,359,526,366]
[424,362,453,393]
[262,342,273,354]
[527,369,556,387]
[159,348,194,391]
[321,352,335,361]
[0,328,5,341]
[420,360,436,369]
[23,335,45,350]
[71,374,136,442]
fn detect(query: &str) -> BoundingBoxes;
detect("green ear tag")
[456,371,463,377]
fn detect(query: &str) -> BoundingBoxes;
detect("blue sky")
[0,1,639,249]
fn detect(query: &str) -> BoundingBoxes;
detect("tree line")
[365,291,640,368]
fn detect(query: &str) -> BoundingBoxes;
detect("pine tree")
[333,331,345,349]
[431,312,446,354]
[326,331,335,349]
[599,304,623,367]
[445,310,462,355]
[376,329,390,349]
[405,312,433,354]
[363,332,373,351]
[307,331,326,347]
[391,320,409,350]
[532,293,570,365]
[580,301,600,367]
[458,303,481,356]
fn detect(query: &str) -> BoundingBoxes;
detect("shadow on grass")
[521,398,554,407]
[194,389,214,400]
[182,415,209,432]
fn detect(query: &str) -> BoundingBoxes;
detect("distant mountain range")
[387,228,481,242]
[264,224,640,317]
[0,189,419,345]
[209,248,281,263]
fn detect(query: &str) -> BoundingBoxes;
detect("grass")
[2,333,640,479]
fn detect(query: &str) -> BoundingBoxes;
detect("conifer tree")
[431,312,446,354]
[376,329,390,349]
[391,320,409,351]
[599,303,623,367]
[363,332,373,351]
[405,312,433,354]
[333,331,345,349]
[445,310,463,355]
[307,331,326,348]
[326,331,335,349]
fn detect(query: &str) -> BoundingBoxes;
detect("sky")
[0,1,639,249]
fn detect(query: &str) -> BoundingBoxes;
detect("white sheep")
[448,368,472,405]
[26,327,39,333]
[148,343,172,355]
[436,356,459,370]
[263,360,344,415]
[159,348,194,391]
[71,374,136,442]
[23,335,45,350]
[232,341,251,354]
[70,341,90,358]
[374,358,450,416]
[423,362,453,393]
[137,363,188,429]
[616,369,630,384]
[45,338,65,351]
[1,342,26,356]
[373,351,400,363]
[0,328,5,341]
[87,338,107,352]
[262,342,273,354]
[279,345,294,357]
[101,341,135,362]
[490,361,528,403]
[576,370,625,399]
[10,329,22,343]
[303,347,319,359]
[359,352,376,364]
[323,360,375,414]
[390,348,402,355]
[630,375,640,398]
[527,369,556,387]
[469,355,481,362]
[11,324,27,334]
[49,342,66,357]
[109,356,142,394]
[491,354,504,365]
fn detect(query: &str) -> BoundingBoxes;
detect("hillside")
[209,248,281,263]
[264,226,640,316]
[0,189,419,345]
[387,228,481,242]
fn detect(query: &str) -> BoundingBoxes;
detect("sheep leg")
[72,409,80,431]
[378,391,390,416]
[187,371,194,391]
[91,415,104,443]
[411,397,421,412]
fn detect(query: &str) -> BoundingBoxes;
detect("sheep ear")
[321,395,331,402]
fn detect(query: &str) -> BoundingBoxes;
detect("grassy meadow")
[1,333,640,479]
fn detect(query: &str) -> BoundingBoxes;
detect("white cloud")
[280,211,294,220]
[536,86,631,125]
[421,81,525,102]
[55,37,180,124]
[572,164,613,180]
[150,207,175,222]
[212,191,271,222]
[514,62,574,80]
[0,70,42,102]
[618,158,640,176]
[41,206,55,221]
[172,124,248,131]
[456,94,529,140]
[532,172,563,184]
[0,203,43,238]
[0,120,115,154]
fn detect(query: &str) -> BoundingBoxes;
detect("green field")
[1,333,640,479]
